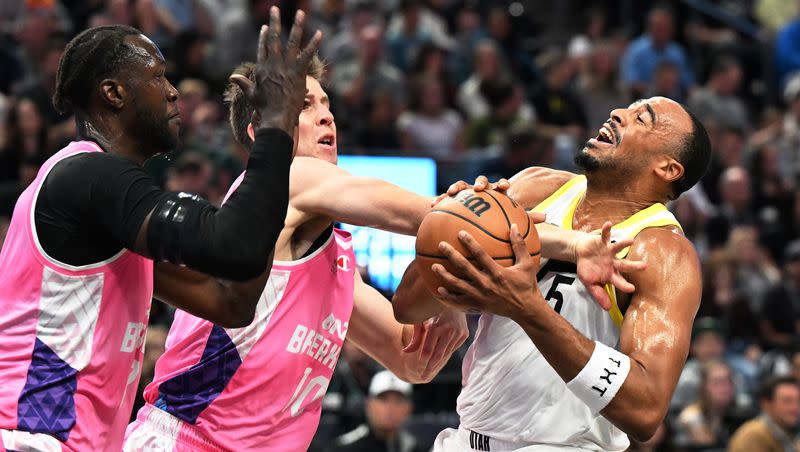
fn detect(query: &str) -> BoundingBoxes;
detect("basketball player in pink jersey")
[122,42,648,452]
[0,10,320,452]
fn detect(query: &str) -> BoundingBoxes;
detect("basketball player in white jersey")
[395,97,711,451]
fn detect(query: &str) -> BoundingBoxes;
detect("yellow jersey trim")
[532,175,586,213]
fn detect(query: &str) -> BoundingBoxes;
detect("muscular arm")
[134,128,293,281]
[511,228,701,441]
[290,156,431,235]
[153,260,271,328]
[348,272,459,383]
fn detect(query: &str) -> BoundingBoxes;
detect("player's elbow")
[624,409,664,443]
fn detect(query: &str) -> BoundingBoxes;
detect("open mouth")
[318,134,335,148]
[595,123,614,145]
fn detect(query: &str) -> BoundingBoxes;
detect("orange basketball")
[415,189,541,295]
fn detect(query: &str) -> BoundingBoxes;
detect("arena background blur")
[3,0,800,450]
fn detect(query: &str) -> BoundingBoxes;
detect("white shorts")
[123,404,225,452]
[432,427,596,452]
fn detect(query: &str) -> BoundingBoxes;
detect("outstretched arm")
[290,156,432,235]
[434,226,701,441]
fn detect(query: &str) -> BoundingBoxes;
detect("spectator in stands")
[620,4,694,100]
[326,370,425,452]
[480,124,554,183]
[354,92,401,151]
[671,317,753,415]
[727,226,781,315]
[705,166,754,248]
[775,11,800,87]
[138,0,212,48]
[749,141,796,260]
[322,1,379,65]
[576,41,627,131]
[464,78,530,150]
[688,56,749,132]
[397,75,463,160]
[448,6,486,85]
[529,48,588,143]
[698,251,760,356]
[385,0,435,73]
[760,240,800,352]
[728,376,800,452]
[675,360,739,450]
[779,73,800,182]
[457,40,524,121]
[646,60,685,103]
[0,96,49,183]
[329,23,405,141]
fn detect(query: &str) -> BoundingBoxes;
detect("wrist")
[508,290,546,323]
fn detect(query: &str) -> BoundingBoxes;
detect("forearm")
[392,260,445,323]
[322,179,431,235]
[513,296,668,441]
[149,128,291,280]
[153,261,271,327]
[537,222,582,262]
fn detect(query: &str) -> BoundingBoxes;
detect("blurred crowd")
[3,0,800,450]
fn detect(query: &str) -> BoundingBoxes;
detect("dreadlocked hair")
[224,55,327,151]
[53,25,143,115]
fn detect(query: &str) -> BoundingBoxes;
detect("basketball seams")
[482,190,511,230]
[428,209,513,243]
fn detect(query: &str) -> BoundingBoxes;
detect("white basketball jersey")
[456,175,681,451]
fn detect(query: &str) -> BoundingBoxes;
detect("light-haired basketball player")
[395,97,711,451]
[121,46,649,452]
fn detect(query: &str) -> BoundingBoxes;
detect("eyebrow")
[645,103,656,127]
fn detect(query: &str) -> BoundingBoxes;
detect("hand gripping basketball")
[415,189,541,297]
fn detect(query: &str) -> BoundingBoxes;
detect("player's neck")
[75,115,149,165]
[573,186,659,231]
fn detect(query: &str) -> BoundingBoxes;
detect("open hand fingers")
[473,176,489,191]
[432,264,482,303]
[492,178,510,192]
[267,6,282,58]
[446,180,469,196]
[610,273,636,293]
[509,223,532,267]
[298,30,323,66]
[588,285,612,310]
[285,10,305,61]
[450,232,498,278]
[256,25,268,66]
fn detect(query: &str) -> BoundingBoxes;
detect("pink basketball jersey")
[140,171,356,451]
[0,141,154,451]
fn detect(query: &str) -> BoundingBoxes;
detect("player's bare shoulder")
[507,167,577,210]
[626,226,702,298]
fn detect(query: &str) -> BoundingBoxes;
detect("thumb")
[403,323,427,353]
[527,211,546,224]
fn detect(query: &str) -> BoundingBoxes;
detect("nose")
[166,79,179,102]
[609,108,626,125]
[317,104,334,126]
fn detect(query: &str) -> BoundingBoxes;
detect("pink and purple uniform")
[0,141,153,451]
[124,172,356,451]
